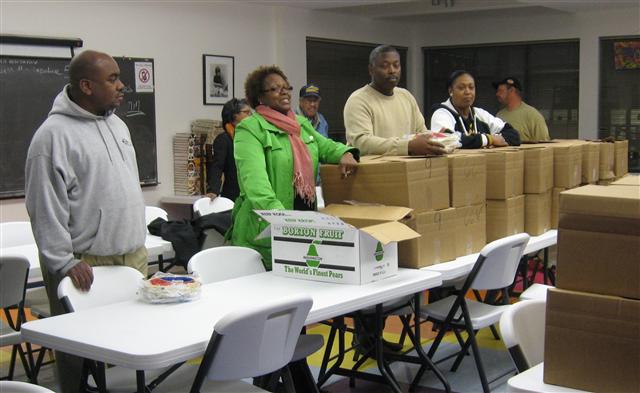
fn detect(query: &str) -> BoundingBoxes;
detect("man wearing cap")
[296,83,329,138]
[494,77,550,142]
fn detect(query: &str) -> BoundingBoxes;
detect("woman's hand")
[339,152,358,179]
[205,193,217,199]
[491,134,508,147]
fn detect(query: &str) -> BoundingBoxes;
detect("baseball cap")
[492,77,522,91]
[299,84,321,99]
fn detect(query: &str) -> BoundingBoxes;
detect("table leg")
[374,304,402,393]
[136,370,146,393]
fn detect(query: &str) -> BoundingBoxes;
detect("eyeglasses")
[261,85,293,94]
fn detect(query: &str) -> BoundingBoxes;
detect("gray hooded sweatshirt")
[25,85,146,276]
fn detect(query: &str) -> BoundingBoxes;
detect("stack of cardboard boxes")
[544,184,640,392]
[483,149,525,242]
[519,145,554,236]
[615,139,629,179]
[320,155,452,268]
[549,141,582,228]
[598,141,616,185]
[447,153,487,257]
[319,139,629,269]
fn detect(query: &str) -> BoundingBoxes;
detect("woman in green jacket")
[231,65,359,269]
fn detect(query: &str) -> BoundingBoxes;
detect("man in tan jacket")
[344,45,445,156]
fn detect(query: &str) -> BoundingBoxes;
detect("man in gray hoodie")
[25,50,147,392]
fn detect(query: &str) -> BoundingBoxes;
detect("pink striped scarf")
[256,105,315,204]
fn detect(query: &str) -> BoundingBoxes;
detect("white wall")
[0,2,410,221]
[411,5,640,140]
[2,2,637,222]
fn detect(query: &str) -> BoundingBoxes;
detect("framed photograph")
[203,54,234,105]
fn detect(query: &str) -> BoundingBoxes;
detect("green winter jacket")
[230,112,357,269]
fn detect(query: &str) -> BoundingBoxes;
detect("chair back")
[57,266,144,312]
[193,197,234,217]
[0,256,29,309]
[203,295,313,382]
[499,299,546,371]
[187,246,264,284]
[145,206,168,229]
[470,233,529,291]
[0,221,35,247]
[315,186,325,209]
[0,381,55,392]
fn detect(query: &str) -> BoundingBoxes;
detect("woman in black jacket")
[430,70,520,149]
[206,98,251,201]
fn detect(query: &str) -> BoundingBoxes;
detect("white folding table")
[422,230,557,283]
[21,268,443,393]
[0,235,174,285]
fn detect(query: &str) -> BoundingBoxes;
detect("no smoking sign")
[135,62,154,93]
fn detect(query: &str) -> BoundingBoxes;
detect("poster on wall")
[203,54,234,105]
[613,41,640,70]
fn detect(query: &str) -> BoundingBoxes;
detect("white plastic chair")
[519,283,552,301]
[0,221,35,247]
[192,196,234,217]
[315,186,325,209]
[0,381,55,392]
[411,233,530,393]
[57,266,144,312]
[187,246,264,283]
[157,295,313,393]
[0,222,50,320]
[58,266,177,392]
[0,256,35,381]
[500,299,546,372]
[145,206,169,230]
[188,247,323,387]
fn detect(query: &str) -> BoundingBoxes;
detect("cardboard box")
[399,208,458,268]
[258,207,419,285]
[612,174,640,186]
[551,143,582,188]
[580,142,599,184]
[486,195,525,242]
[485,149,524,199]
[320,156,449,213]
[550,187,568,229]
[615,139,629,177]
[455,204,486,256]
[544,288,640,393]
[447,154,486,207]
[525,191,551,236]
[518,145,553,193]
[557,185,640,299]
[598,142,615,180]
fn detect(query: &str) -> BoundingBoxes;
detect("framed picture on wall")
[203,54,234,105]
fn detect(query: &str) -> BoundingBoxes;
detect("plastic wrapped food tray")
[139,272,202,303]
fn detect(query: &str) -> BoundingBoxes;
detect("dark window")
[306,38,408,143]
[423,40,579,139]
[599,36,640,172]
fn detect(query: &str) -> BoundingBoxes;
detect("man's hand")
[491,134,508,147]
[205,193,217,199]
[66,262,94,291]
[408,134,447,156]
[339,152,358,179]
